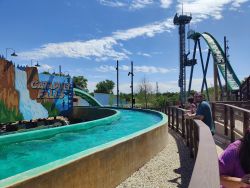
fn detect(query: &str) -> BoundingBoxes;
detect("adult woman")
[219,129,250,188]
[186,97,197,114]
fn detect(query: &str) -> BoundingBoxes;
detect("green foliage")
[119,92,126,107]
[108,93,116,107]
[40,71,72,78]
[73,76,88,90]
[94,79,115,94]
[41,100,60,117]
[241,77,248,83]
[0,99,24,123]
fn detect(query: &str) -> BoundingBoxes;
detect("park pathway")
[116,128,195,188]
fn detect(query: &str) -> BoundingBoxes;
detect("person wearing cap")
[183,92,214,135]
[219,129,250,188]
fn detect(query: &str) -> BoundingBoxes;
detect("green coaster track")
[73,88,102,107]
[188,32,241,90]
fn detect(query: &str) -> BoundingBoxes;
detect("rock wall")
[0,58,20,113]
[24,67,53,104]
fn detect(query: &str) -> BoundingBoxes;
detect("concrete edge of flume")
[0,107,168,188]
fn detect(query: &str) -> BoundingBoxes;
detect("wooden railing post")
[211,102,215,129]
[193,123,199,161]
[189,120,194,158]
[182,110,185,138]
[186,119,190,146]
[172,107,174,130]
[229,106,235,143]
[243,111,248,135]
[168,107,170,127]
[176,108,179,132]
[224,104,228,136]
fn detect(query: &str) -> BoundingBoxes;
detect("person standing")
[219,129,250,188]
[184,92,214,135]
[185,97,197,114]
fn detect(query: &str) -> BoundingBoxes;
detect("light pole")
[6,48,17,60]
[116,60,119,107]
[128,61,134,108]
[31,59,41,67]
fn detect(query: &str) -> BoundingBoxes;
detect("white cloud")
[137,52,151,57]
[177,0,249,22]
[142,53,151,57]
[134,65,171,73]
[99,0,126,7]
[93,65,114,72]
[122,48,132,54]
[37,64,53,71]
[87,81,98,93]
[88,75,108,78]
[129,0,153,10]
[112,18,174,40]
[151,52,163,54]
[92,65,172,74]
[120,65,130,70]
[18,18,174,61]
[160,0,172,8]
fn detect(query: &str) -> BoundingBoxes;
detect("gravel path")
[116,128,195,188]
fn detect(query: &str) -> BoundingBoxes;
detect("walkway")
[116,128,195,188]
[116,128,229,188]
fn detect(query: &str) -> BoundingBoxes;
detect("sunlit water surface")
[0,109,161,180]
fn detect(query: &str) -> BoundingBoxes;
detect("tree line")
[41,71,249,107]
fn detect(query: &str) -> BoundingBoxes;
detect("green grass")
[41,100,60,117]
[0,99,24,123]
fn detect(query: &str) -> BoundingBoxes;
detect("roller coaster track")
[73,88,103,107]
[188,32,241,90]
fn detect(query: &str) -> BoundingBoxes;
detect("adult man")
[184,92,214,135]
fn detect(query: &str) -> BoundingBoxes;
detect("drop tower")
[173,11,192,101]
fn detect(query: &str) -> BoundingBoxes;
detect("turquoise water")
[0,109,161,180]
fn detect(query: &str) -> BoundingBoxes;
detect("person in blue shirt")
[184,92,214,135]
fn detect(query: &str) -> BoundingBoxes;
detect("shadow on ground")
[168,127,195,188]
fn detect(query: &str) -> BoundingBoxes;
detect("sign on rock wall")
[0,58,73,123]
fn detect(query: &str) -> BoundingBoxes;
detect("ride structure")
[173,12,192,102]
[187,31,242,100]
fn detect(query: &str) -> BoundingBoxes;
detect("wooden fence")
[145,102,250,187]
[144,106,220,187]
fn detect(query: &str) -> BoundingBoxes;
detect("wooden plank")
[243,111,248,135]
[182,111,185,138]
[186,119,190,146]
[229,107,235,143]
[168,107,170,127]
[172,108,174,130]
[189,120,194,158]
[176,108,179,133]
[224,105,228,136]
[193,124,198,160]
[188,122,220,188]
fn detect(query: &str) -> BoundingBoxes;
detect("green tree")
[94,79,115,94]
[241,76,249,83]
[119,92,126,107]
[40,71,51,75]
[73,76,88,90]
[136,76,152,108]
[108,93,116,107]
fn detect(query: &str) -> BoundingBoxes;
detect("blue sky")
[1,0,249,94]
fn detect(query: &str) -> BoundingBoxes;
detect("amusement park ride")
[173,10,243,102]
